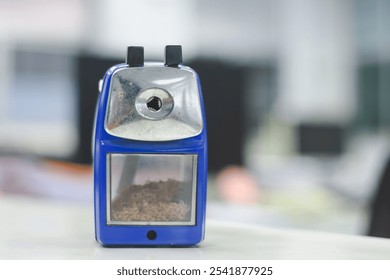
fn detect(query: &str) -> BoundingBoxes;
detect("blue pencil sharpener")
[93,45,207,246]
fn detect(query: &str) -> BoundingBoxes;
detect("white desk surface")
[1,195,390,260]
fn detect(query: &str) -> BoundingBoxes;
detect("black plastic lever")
[126,46,144,67]
[165,45,182,67]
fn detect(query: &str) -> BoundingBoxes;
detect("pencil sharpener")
[93,45,207,246]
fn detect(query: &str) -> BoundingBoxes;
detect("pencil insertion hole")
[147,230,157,240]
[135,88,173,120]
[146,96,162,112]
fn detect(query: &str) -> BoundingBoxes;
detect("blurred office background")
[1,0,390,237]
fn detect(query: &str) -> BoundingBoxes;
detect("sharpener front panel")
[106,153,197,226]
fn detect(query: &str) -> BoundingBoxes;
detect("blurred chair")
[369,156,390,238]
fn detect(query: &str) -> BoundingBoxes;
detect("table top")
[1,195,390,260]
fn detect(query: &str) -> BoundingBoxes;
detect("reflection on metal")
[105,64,203,141]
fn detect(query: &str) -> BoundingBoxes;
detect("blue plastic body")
[93,63,207,246]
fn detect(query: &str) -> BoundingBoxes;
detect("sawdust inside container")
[111,179,191,221]
[107,154,197,225]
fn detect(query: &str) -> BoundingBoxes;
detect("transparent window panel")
[107,154,197,225]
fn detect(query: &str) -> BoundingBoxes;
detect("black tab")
[165,45,183,67]
[126,46,144,67]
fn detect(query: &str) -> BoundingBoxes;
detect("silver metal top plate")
[105,63,203,141]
